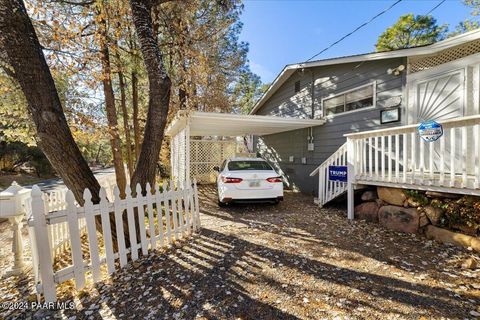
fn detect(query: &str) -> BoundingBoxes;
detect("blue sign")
[329,166,348,182]
[418,120,443,142]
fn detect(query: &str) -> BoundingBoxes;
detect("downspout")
[311,70,315,119]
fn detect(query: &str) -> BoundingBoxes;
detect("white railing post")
[347,138,355,220]
[30,185,56,302]
[0,182,31,276]
[318,168,323,207]
[7,215,25,275]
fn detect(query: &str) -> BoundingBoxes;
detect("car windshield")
[228,160,273,171]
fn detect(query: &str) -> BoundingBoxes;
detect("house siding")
[255,57,408,194]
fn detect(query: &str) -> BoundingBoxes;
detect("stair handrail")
[310,142,347,177]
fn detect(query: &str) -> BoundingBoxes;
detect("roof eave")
[250,29,480,115]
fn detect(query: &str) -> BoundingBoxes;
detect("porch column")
[347,137,355,220]
[185,120,191,184]
[170,133,177,182]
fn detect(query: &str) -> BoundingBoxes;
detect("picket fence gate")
[24,175,119,263]
[28,179,200,302]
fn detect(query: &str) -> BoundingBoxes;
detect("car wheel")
[273,199,280,205]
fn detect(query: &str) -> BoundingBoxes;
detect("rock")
[33,309,54,320]
[377,187,406,206]
[425,225,480,252]
[470,311,480,317]
[375,199,387,207]
[361,190,377,202]
[461,257,477,270]
[354,202,379,223]
[406,197,422,208]
[419,213,430,228]
[378,206,419,233]
[425,191,460,199]
[423,206,444,226]
[452,224,477,236]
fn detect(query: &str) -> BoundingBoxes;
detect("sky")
[239,0,474,83]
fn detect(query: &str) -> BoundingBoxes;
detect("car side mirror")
[213,166,220,172]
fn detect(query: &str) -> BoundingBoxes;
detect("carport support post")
[346,138,355,220]
[185,120,191,185]
[170,133,176,182]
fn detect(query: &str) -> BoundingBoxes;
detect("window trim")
[322,81,377,118]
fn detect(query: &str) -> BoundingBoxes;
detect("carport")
[165,111,325,185]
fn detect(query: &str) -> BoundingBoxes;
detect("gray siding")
[256,57,408,194]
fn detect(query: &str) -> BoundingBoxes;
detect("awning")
[165,111,325,137]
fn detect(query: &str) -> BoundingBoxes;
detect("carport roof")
[165,111,325,137]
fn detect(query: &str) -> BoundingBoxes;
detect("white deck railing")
[344,114,480,219]
[310,142,347,207]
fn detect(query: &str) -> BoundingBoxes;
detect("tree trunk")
[0,0,101,205]
[131,70,141,159]
[98,19,127,197]
[95,144,103,165]
[127,24,142,160]
[118,68,134,176]
[129,0,172,192]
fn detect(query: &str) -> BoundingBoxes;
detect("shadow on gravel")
[3,184,478,319]
[195,184,480,318]
[78,226,477,319]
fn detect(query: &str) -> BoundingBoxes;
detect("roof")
[165,111,325,137]
[250,28,480,115]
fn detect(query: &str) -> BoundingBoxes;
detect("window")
[228,160,273,171]
[323,82,376,116]
[294,80,300,93]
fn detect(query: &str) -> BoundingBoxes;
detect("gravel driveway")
[1,185,479,319]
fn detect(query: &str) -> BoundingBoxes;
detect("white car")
[214,157,284,206]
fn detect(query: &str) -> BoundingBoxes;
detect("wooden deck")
[311,115,480,218]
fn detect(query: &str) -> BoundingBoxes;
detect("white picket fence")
[45,189,85,259]
[24,187,114,261]
[28,179,200,302]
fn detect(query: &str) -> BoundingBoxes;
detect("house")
[250,29,480,199]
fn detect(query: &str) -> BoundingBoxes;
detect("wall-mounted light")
[387,64,405,76]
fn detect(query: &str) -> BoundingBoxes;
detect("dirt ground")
[1,185,479,320]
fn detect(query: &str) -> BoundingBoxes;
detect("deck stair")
[310,142,348,207]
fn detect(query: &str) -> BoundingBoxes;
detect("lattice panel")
[190,140,253,183]
[409,40,480,73]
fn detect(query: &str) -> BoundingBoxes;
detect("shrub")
[0,141,54,177]
[404,189,429,206]
[442,196,480,233]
